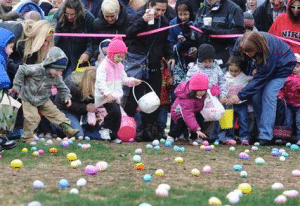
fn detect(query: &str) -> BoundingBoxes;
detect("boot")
[59,123,79,138]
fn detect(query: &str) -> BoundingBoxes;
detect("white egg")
[69,188,79,194]
[76,178,87,187]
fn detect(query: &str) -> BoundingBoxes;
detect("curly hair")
[58,0,85,30]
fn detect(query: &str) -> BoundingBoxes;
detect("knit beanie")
[295,53,300,63]
[198,43,215,62]
[244,12,255,29]
[48,57,68,70]
[107,36,128,61]
[189,72,209,91]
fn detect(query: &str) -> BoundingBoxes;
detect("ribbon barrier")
[54,33,126,38]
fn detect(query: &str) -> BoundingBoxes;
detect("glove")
[182,21,193,35]
[200,25,218,35]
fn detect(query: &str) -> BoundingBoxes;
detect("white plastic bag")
[200,89,225,122]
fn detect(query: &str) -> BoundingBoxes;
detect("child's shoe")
[59,123,79,138]
[111,138,122,144]
[99,128,111,140]
[0,135,17,149]
[241,140,249,146]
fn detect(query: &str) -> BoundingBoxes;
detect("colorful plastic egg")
[244,149,250,154]
[227,192,240,204]
[229,146,236,151]
[96,161,108,172]
[58,179,69,189]
[271,183,284,190]
[69,188,79,194]
[31,146,37,151]
[290,144,299,150]
[67,153,77,162]
[283,190,299,198]
[155,169,164,177]
[67,140,73,145]
[191,168,200,177]
[239,152,250,160]
[286,142,291,147]
[238,183,252,194]
[146,144,153,149]
[38,149,44,155]
[22,148,28,153]
[175,157,183,164]
[200,145,206,150]
[208,197,222,205]
[240,171,248,178]
[154,145,160,151]
[205,146,212,152]
[179,147,186,152]
[282,152,289,157]
[32,151,39,157]
[135,163,145,170]
[203,140,209,146]
[70,161,78,169]
[142,174,152,182]
[78,136,83,140]
[56,137,62,141]
[152,139,159,146]
[173,145,179,152]
[32,180,44,189]
[233,164,243,172]
[135,148,142,154]
[251,146,258,152]
[254,142,260,146]
[160,138,166,144]
[271,151,279,157]
[155,187,169,197]
[76,178,87,187]
[202,165,212,174]
[279,156,286,161]
[139,203,152,206]
[60,141,69,147]
[85,136,90,140]
[165,140,172,148]
[157,184,171,191]
[133,155,142,163]
[255,157,265,165]
[45,139,53,145]
[85,165,98,176]
[274,195,287,204]
[292,170,300,177]
[49,148,58,154]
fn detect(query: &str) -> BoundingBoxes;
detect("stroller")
[0,90,22,150]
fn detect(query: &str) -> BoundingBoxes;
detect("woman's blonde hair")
[72,67,96,100]
[101,0,120,14]
[238,31,269,65]
[18,20,55,63]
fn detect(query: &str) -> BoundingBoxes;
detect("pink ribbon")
[54,33,126,38]
[189,25,243,38]
[137,23,182,36]
[279,37,300,46]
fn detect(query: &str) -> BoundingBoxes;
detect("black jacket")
[126,5,174,70]
[253,0,273,32]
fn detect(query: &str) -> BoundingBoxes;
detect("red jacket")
[278,73,300,107]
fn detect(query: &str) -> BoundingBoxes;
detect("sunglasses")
[290,5,300,9]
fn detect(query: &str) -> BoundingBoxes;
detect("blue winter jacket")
[0,28,15,90]
[232,32,296,101]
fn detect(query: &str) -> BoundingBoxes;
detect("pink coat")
[278,73,300,107]
[171,81,206,132]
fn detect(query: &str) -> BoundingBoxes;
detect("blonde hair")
[18,20,55,63]
[101,0,120,14]
[72,67,96,100]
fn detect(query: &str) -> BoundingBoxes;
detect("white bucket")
[133,81,160,114]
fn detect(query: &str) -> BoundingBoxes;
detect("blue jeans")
[252,78,287,141]
[157,105,169,131]
[286,105,300,140]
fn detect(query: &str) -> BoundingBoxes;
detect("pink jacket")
[278,73,300,107]
[171,81,206,132]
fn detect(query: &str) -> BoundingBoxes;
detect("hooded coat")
[0,27,14,90]
[12,46,71,107]
[268,0,300,54]
[171,80,206,132]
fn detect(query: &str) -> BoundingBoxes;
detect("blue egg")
[139,203,152,206]
[282,152,289,157]
[146,144,153,149]
[58,179,69,189]
[142,174,152,183]
[271,151,279,157]
[77,143,82,148]
[160,138,166,143]
[173,146,179,152]
[205,146,212,152]
[254,142,260,146]
[233,164,243,172]
[165,140,172,148]
[154,145,160,151]
[290,144,299,151]
[68,140,73,144]
[27,201,43,206]
[85,136,91,141]
[31,146,37,151]
[286,142,292,147]
[179,147,186,152]
[272,148,279,152]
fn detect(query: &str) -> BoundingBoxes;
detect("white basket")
[133,81,160,114]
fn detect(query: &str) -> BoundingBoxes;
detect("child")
[0,28,17,150]
[95,37,141,143]
[95,38,111,67]
[10,46,79,143]
[167,72,212,145]
[219,55,253,145]
[278,53,300,146]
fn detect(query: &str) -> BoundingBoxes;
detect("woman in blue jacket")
[229,31,296,145]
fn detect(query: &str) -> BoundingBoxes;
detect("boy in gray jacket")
[10,47,78,143]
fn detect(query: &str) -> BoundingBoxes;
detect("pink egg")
[81,144,89,150]
[202,140,209,146]
[38,149,44,155]
[85,165,98,176]
[192,142,199,146]
[274,195,287,204]
[155,188,169,197]
[251,146,258,151]
[228,139,236,145]
[56,137,62,141]
[202,166,212,174]
[239,152,250,160]
[284,190,299,198]
[129,138,135,142]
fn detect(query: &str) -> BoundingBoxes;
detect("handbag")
[172,46,187,86]
[200,89,225,122]
[72,61,91,74]
[273,99,293,139]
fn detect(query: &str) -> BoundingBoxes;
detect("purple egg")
[271,151,279,157]
[239,152,250,160]
[85,165,98,176]
[60,141,69,147]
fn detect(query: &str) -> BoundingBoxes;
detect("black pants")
[100,101,121,140]
[169,113,214,140]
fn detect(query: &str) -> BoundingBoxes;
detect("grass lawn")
[0,139,299,206]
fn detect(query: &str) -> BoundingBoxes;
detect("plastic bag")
[200,89,225,122]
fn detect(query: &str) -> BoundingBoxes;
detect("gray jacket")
[12,47,71,107]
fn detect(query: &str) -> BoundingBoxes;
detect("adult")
[193,0,245,69]
[269,0,300,53]
[81,0,103,18]
[0,0,12,13]
[253,0,286,32]
[12,1,46,19]
[51,0,95,78]
[228,31,296,145]
[246,0,257,13]
[54,67,101,139]
[124,0,175,141]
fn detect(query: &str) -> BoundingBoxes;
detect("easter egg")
[22,148,28,153]
[254,142,260,146]
[279,149,286,154]
[32,151,39,157]
[238,183,252,194]
[70,161,78,169]
[191,168,200,177]
[45,139,53,145]
[279,156,286,161]
[85,165,98,176]
[81,144,89,150]
[74,159,82,166]
[60,141,69,147]
[58,179,69,189]
[135,163,145,170]
[70,137,76,141]
[229,146,236,151]
[34,136,40,141]
[292,170,300,177]
[210,145,215,150]
[214,141,219,146]
[205,146,212,152]
[76,178,87,187]
[139,203,152,206]
[155,169,164,177]
[283,190,299,198]
[67,140,73,145]
[274,195,287,204]
[157,184,171,191]
[251,146,258,151]
[155,187,169,197]
[286,142,291,147]
[282,152,289,157]
[173,145,179,152]
[152,139,159,146]
[200,145,206,150]
[85,136,90,140]
[175,157,183,164]
[96,161,108,171]
[255,157,265,165]
[78,136,84,140]
[271,183,284,190]
[154,145,160,151]
[32,180,44,189]
[227,192,240,204]
[146,144,153,149]
[202,165,212,174]
[271,151,279,157]
[142,174,152,182]
[77,143,82,148]
[203,140,209,146]
[233,189,243,198]
[56,137,62,141]
[38,149,44,155]
[69,188,79,194]
[290,144,299,150]
[208,197,222,205]
[192,141,199,146]
[67,153,77,162]
[239,152,250,160]
[240,171,248,178]
[30,142,36,145]
[179,147,186,152]
[31,146,37,151]
[49,148,58,154]
[233,164,243,172]
[135,148,142,154]
[160,138,166,143]
[27,201,43,206]
[244,149,250,154]
[133,155,142,163]
[165,140,172,148]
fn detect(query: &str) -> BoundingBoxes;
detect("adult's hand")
[65,99,72,107]
[106,94,115,103]
[86,103,97,113]
[79,53,90,63]
[143,9,154,22]
[228,95,240,105]
[200,25,217,35]
[168,59,175,70]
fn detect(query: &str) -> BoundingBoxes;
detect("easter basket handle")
[132,80,155,103]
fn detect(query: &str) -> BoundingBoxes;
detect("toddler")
[95,37,141,143]
[10,46,79,143]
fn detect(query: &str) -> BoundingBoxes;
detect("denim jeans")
[157,105,169,132]
[218,103,250,141]
[252,78,287,141]
[286,105,300,140]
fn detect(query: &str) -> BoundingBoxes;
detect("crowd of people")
[0,0,299,149]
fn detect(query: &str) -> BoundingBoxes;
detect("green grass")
[0,140,300,206]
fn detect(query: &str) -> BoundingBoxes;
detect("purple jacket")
[171,81,206,132]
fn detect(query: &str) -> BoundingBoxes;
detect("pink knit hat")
[107,36,128,61]
[189,72,209,91]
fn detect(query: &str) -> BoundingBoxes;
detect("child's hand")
[79,53,89,63]
[177,35,186,42]
[65,99,72,107]
[86,103,97,112]
[220,97,228,104]
[106,94,115,103]
[134,79,142,86]
[252,69,257,76]
[196,130,207,138]
[8,88,19,95]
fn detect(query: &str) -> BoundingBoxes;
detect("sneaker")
[259,139,273,146]
[99,129,111,140]
[59,123,79,138]
[166,136,174,143]
[21,136,34,143]
[191,138,203,145]
[241,140,249,146]
[0,136,17,149]
[296,140,300,146]
[111,138,122,144]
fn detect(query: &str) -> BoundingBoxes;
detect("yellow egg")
[22,148,28,153]
[175,157,183,164]
[70,161,78,169]
[200,145,206,150]
[244,149,250,154]
[67,153,77,162]
[191,168,200,177]
[208,197,222,205]
[11,159,23,169]
[155,169,164,177]
[32,151,39,157]
[238,183,252,194]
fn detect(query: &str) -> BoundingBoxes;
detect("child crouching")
[10,47,79,143]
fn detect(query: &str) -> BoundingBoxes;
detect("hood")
[174,81,192,99]
[99,38,111,59]
[175,0,195,22]
[0,27,15,62]
[42,46,68,67]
